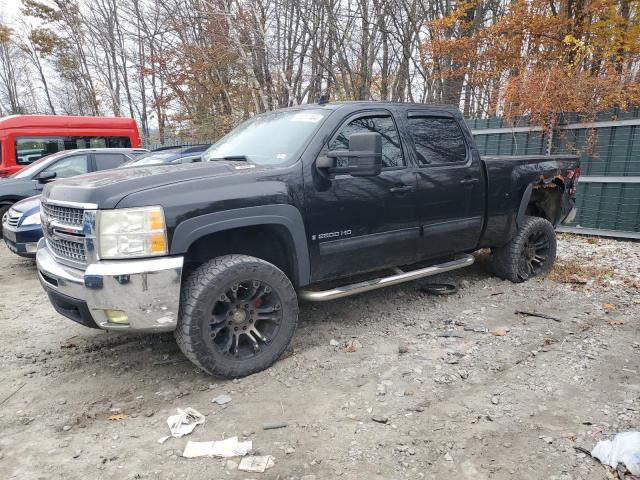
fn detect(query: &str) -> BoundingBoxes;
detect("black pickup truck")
[36,102,579,378]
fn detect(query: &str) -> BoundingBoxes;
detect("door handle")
[389,185,413,194]
[459,178,479,186]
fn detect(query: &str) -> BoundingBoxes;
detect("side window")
[15,137,65,165]
[42,154,89,179]
[94,153,127,171]
[64,137,127,149]
[89,137,107,148]
[408,116,467,165]
[105,137,132,148]
[330,115,404,168]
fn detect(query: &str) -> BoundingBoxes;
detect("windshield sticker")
[276,153,287,160]
[290,112,323,123]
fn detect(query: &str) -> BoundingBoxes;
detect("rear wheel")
[492,216,556,283]
[175,254,298,378]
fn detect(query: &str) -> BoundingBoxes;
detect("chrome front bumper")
[36,239,183,332]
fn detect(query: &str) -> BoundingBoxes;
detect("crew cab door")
[406,112,484,256]
[305,109,422,281]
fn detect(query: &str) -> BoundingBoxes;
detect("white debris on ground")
[165,407,205,438]
[182,437,252,458]
[0,234,638,479]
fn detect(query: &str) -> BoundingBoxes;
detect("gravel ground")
[0,234,638,480]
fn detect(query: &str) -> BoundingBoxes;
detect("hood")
[43,161,264,209]
[11,195,41,214]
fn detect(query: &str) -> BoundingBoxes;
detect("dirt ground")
[1,234,638,480]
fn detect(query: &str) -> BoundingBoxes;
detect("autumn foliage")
[423,0,640,127]
[0,0,638,139]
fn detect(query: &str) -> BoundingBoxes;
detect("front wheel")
[0,205,11,239]
[175,254,298,378]
[491,216,557,283]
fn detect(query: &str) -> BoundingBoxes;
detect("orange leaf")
[108,414,128,421]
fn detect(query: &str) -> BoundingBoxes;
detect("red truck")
[0,115,141,177]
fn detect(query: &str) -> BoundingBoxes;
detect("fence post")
[546,127,554,155]
[546,116,557,156]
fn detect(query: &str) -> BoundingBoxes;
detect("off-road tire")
[492,216,557,283]
[0,204,11,238]
[175,254,298,378]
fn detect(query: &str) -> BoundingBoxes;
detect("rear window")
[121,152,176,167]
[14,136,132,165]
[407,116,467,165]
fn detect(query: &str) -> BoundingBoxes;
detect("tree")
[0,24,23,114]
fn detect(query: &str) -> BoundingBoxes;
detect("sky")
[1,0,21,22]
[0,0,22,22]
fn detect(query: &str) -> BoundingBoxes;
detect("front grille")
[47,238,87,264]
[42,201,88,266]
[5,209,20,227]
[42,202,84,227]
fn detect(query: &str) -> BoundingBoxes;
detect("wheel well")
[0,197,20,206]
[183,225,299,286]
[525,180,564,224]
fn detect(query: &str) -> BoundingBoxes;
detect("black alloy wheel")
[209,280,282,359]
[519,230,551,279]
[175,254,298,378]
[492,216,557,283]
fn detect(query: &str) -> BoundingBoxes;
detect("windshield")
[202,109,329,166]
[10,153,62,179]
[120,152,176,167]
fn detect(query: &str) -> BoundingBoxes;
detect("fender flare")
[515,184,533,230]
[170,204,310,286]
[516,178,569,229]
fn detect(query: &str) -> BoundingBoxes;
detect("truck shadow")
[51,251,498,382]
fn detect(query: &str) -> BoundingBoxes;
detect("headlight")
[98,206,168,259]
[21,212,42,226]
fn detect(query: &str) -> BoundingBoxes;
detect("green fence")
[468,108,640,239]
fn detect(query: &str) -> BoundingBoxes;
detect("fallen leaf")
[108,414,128,421]
[603,303,615,311]
[342,344,357,353]
[568,275,587,285]
[607,320,624,326]
[490,328,508,336]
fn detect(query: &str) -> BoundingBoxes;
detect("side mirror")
[320,132,383,177]
[36,171,57,183]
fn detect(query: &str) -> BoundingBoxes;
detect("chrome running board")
[299,254,474,302]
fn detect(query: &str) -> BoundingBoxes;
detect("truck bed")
[479,154,580,247]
